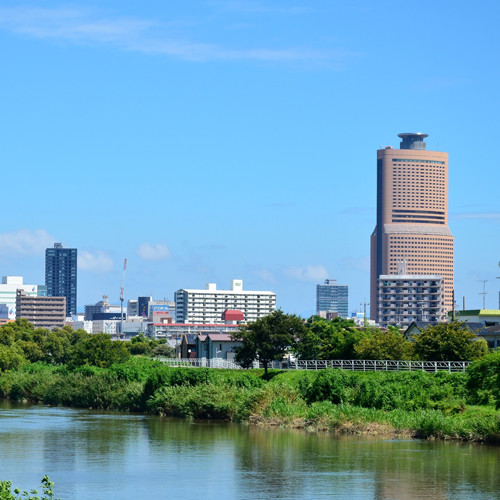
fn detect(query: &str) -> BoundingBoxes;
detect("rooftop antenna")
[120,258,127,338]
[478,279,488,310]
[397,259,407,275]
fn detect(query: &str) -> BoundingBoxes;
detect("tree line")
[0,319,174,372]
[233,310,489,374]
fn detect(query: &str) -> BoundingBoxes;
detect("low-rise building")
[195,333,242,361]
[15,290,66,329]
[478,324,500,349]
[146,322,240,346]
[448,309,500,326]
[84,295,121,320]
[180,334,198,358]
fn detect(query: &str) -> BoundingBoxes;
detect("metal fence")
[156,357,470,372]
[284,359,470,372]
[156,357,243,370]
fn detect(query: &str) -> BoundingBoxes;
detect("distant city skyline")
[0,1,498,316]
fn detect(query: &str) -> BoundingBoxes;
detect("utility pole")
[478,280,488,310]
[452,289,455,322]
[360,298,369,327]
[120,258,127,339]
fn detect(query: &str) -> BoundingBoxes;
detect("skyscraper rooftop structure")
[45,243,77,316]
[370,133,454,323]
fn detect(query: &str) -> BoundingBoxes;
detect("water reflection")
[0,401,499,500]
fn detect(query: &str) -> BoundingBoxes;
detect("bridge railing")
[155,357,470,372]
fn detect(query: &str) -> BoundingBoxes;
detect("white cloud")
[0,228,57,256]
[78,250,114,273]
[136,242,171,261]
[254,268,277,283]
[0,6,345,64]
[284,264,328,282]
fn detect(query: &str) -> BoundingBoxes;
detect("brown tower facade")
[370,133,454,322]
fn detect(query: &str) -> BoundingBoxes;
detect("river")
[0,401,499,499]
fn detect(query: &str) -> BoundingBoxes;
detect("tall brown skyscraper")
[370,133,454,322]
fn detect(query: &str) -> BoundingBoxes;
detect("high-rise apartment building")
[45,243,77,316]
[175,279,276,324]
[316,279,348,318]
[370,133,454,322]
[377,274,446,327]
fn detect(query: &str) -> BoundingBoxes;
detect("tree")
[0,344,26,372]
[411,321,488,361]
[127,333,153,355]
[42,330,71,364]
[294,317,365,360]
[233,309,306,375]
[151,343,175,358]
[69,333,130,368]
[354,326,413,360]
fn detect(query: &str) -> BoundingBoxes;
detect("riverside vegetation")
[0,475,57,500]
[0,318,499,443]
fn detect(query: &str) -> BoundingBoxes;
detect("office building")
[174,279,276,324]
[127,299,138,317]
[316,279,348,318]
[370,133,454,322]
[0,276,44,319]
[138,296,151,317]
[84,295,121,320]
[16,290,66,329]
[45,243,77,316]
[377,274,445,327]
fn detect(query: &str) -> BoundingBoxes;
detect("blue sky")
[0,0,499,316]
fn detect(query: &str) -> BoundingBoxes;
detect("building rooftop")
[222,309,245,321]
[451,310,500,317]
[398,132,428,150]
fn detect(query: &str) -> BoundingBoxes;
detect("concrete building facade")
[45,243,77,316]
[0,276,44,319]
[84,295,121,320]
[316,279,348,318]
[377,274,446,327]
[174,279,276,324]
[370,133,454,322]
[15,290,66,329]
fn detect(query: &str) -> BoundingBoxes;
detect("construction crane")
[120,258,127,338]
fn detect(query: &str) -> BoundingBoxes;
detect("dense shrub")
[298,369,466,411]
[466,350,500,407]
[147,382,264,421]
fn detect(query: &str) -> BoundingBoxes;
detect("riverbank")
[0,358,499,443]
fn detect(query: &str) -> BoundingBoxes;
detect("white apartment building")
[378,274,445,327]
[0,276,44,319]
[174,279,276,324]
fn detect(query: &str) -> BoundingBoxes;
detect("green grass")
[0,360,499,442]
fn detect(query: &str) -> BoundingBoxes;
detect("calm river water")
[0,401,499,499]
